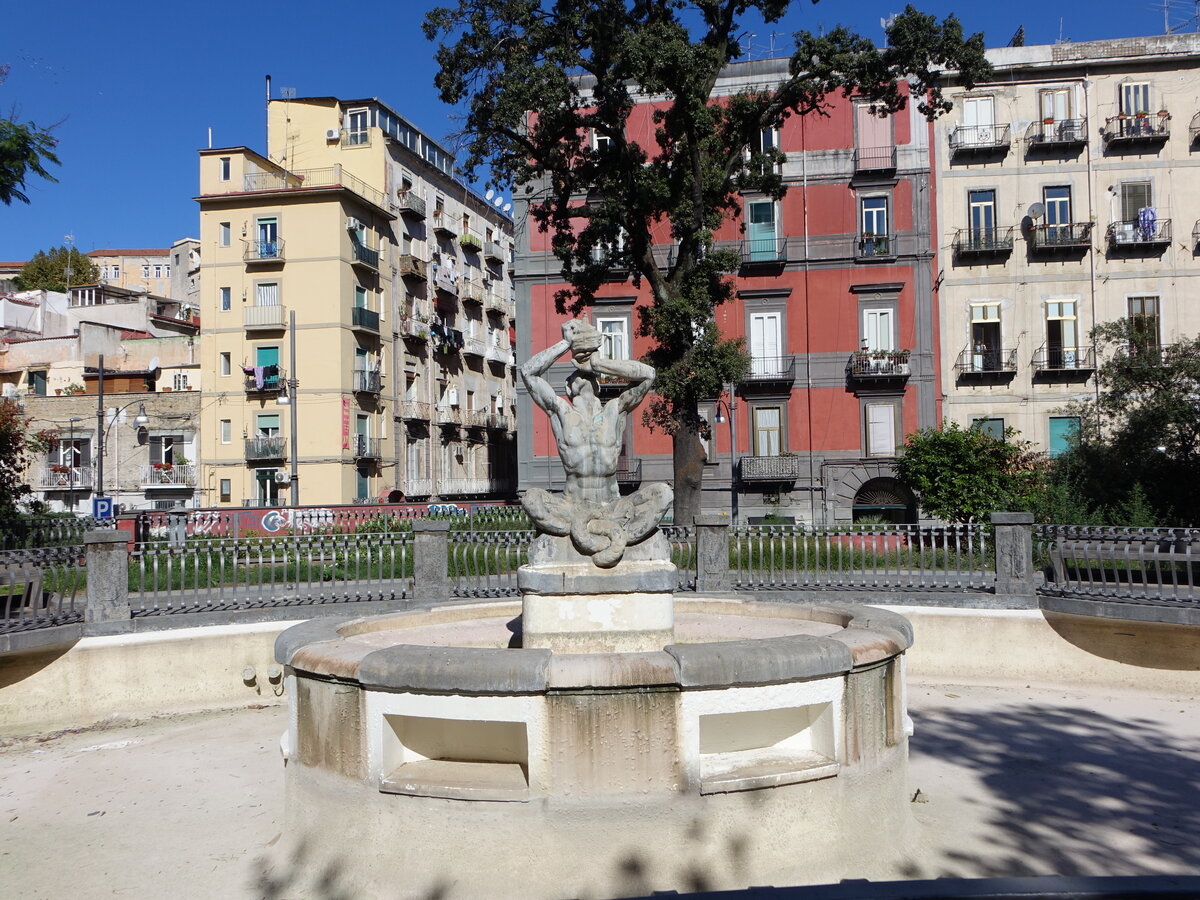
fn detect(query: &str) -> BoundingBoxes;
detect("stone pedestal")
[518,557,677,653]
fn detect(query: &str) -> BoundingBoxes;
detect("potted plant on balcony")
[50,463,69,484]
[153,461,174,482]
[459,233,482,252]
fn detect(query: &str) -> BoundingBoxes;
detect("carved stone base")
[518,557,677,654]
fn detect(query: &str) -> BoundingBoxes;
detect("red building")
[515,59,941,525]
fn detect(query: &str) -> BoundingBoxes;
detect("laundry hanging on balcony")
[1138,206,1157,240]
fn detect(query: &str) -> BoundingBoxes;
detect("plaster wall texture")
[521,591,674,652]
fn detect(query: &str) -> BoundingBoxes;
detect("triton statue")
[520,320,672,567]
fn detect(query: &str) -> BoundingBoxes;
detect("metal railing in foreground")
[1036,524,1200,605]
[450,529,534,597]
[731,523,992,591]
[0,547,86,633]
[662,525,697,590]
[129,531,414,615]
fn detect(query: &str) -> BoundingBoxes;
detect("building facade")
[196,96,516,509]
[515,59,941,524]
[87,249,177,299]
[934,34,1200,454]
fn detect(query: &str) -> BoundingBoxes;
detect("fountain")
[274,321,915,898]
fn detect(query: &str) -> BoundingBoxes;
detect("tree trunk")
[671,419,706,526]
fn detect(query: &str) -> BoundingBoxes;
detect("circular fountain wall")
[275,597,914,899]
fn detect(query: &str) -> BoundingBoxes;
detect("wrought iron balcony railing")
[487,412,512,431]
[1025,118,1088,148]
[1106,218,1171,249]
[846,351,911,379]
[245,435,286,460]
[616,459,642,484]
[142,465,197,487]
[37,465,94,490]
[739,356,796,386]
[234,165,387,212]
[740,237,787,264]
[352,369,382,394]
[398,254,428,280]
[351,435,382,459]
[401,401,431,420]
[953,227,1015,255]
[396,192,426,218]
[461,409,489,428]
[954,347,1018,375]
[1031,222,1093,250]
[1031,345,1096,373]
[853,145,897,172]
[856,234,895,259]
[948,123,1011,153]
[739,455,804,481]
[243,239,285,263]
[244,370,284,393]
[401,478,432,497]
[1103,113,1170,145]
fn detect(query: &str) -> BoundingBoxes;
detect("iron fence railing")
[1031,222,1093,249]
[948,123,1011,153]
[1106,218,1171,248]
[450,529,533,598]
[1025,118,1088,147]
[730,523,992,591]
[1036,524,1200,604]
[0,546,86,633]
[129,531,414,614]
[0,516,97,550]
[662,525,697,590]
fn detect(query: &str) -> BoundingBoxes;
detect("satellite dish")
[493,196,503,208]
[1027,202,1046,220]
[485,188,495,201]
[502,202,512,213]
[147,356,160,373]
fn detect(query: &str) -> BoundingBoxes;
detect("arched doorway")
[852,477,916,524]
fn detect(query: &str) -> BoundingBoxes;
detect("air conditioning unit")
[325,128,340,141]
[274,471,291,484]
[447,388,460,407]
[346,217,363,231]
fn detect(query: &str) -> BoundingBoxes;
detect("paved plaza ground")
[1,679,1197,898]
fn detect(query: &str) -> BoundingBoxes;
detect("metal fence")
[0,546,86,633]
[1036,525,1200,606]
[662,525,697,590]
[0,516,97,551]
[129,531,414,615]
[731,524,993,591]
[450,529,534,598]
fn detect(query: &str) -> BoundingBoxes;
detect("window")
[1045,301,1079,368]
[355,285,368,309]
[255,346,280,388]
[959,95,997,145]
[256,413,280,438]
[255,282,279,308]
[865,403,897,457]
[752,406,783,456]
[1039,88,1071,122]
[256,217,279,259]
[219,222,231,247]
[149,434,185,467]
[219,286,231,311]
[142,265,151,278]
[596,316,628,361]
[254,469,280,505]
[591,128,612,153]
[1117,182,1152,237]
[220,352,231,376]
[346,107,370,145]
[1128,295,1160,355]
[746,200,779,261]
[220,420,232,444]
[109,265,120,280]
[969,302,1002,371]
[1048,416,1080,457]
[30,370,47,396]
[749,311,784,376]
[51,438,91,470]
[153,265,164,279]
[1120,82,1152,116]
[972,418,1005,440]
[968,189,996,244]
[860,196,889,254]
[173,373,189,391]
[862,308,895,353]
[219,479,231,503]
[1043,186,1072,242]
[219,157,231,181]
[355,464,370,502]
[854,103,894,168]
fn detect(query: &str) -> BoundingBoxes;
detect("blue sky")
[0,1,1188,262]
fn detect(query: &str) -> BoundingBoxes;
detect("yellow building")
[935,34,1200,454]
[196,96,516,508]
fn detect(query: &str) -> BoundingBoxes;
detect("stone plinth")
[518,559,677,653]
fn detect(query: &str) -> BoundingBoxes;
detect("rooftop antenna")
[1008,25,1025,47]
[207,126,212,149]
[1057,18,1067,43]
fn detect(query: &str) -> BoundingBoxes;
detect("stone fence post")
[693,515,733,592]
[84,530,132,634]
[412,520,452,604]
[990,512,1037,605]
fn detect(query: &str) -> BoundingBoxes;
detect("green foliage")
[16,246,99,292]
[1053,321,1200,525]
[895,421,1046,523]
[1,63,60,205]
[424,0,991,521]
[0,397,54,525]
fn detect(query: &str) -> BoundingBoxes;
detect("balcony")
[352,243,380,271]
[616,459,642,485]
[954,347,1018,378]
[856,234,895,260]
[1025,118,1088,151]
[353,368,382,395]
[37,465,93,490]
[846,351,911,382]
[1032,345,1096,378]
[432,263,459,296]
[351,306,380,333]
[739,455,803,482]
[243,239,285,264]
[1030,223,1093,253]
[142,464,197,488]
[245,435,286,460]
[461,409,488,429]
[459,232,483,253]
[440,477,500,496]
[1194,219,1200,248]
[1106,218,1171,253]
[460,278,485,305]
[351,435,382,459]
[485,295,513,317]
[740,238,787,266]
[1103,113,1170,147]
[435,405,462,426]
[487,412,512,431]
[398,254,428,281]
[242,497,284,509]
[401,478,432,497]
[244,370,284,393]
[396,191,426,219]
[402,317,430,342]
[948,123,1011,156]
[401,400,431,420]
[739,356,796,390]
[953,227,1015,258]
[463,336,487,358]
[217,165,391,218]
[853,146,897,173]
[485,343,513,365]
[484,240,504,264]
[432,212,458,238]
[244,304,288,330]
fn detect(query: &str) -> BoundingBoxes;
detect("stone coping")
[276,599,913,695]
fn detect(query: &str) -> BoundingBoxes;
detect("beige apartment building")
[196,96,516,508]
[935,34,1200,454]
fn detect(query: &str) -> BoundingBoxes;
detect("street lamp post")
[713,384,738,525]
[67,417,82,512]
[95,354,150,503]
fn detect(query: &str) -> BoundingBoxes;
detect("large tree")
[16,245,98,292]
[425,1,990,523]
[0,397,54,525]
[0,64,60,205]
